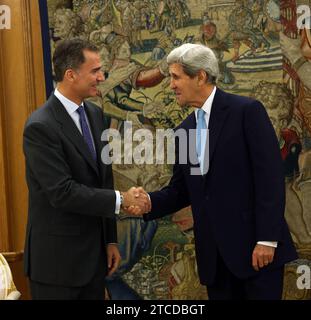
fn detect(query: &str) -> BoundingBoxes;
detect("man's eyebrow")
[92,66,102,71]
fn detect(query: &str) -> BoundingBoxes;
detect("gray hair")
[167,43,219,84]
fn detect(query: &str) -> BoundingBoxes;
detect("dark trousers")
[29,254,106,300]
[207,254,284,300]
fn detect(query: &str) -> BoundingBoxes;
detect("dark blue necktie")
[77,105,97,161]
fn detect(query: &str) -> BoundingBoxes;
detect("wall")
[47,0,311,299]
[0,0,46,299]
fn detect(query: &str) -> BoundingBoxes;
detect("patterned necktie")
[196,108,207,173]
[77,106,97,161]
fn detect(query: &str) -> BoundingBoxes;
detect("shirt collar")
[198,86,217,115]
[54,88,83,115]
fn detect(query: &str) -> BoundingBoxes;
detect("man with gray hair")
[132,43,297,299]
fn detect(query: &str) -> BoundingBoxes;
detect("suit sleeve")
[244,100,285,241]
[23,121,116,217]
[97,108,118,243]
[144,135,190,221]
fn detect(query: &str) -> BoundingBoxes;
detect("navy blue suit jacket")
[145,88,297,285]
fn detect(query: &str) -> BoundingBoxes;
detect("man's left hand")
[106,244,121,276]
[252,244,275,271]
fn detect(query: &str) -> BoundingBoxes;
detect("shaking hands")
[121,187,151,216]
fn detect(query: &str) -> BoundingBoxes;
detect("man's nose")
[97,71,105,81]
[170,78,176,89]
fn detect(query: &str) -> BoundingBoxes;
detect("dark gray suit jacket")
[23,94,117,287]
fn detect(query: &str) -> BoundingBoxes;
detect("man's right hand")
[121,187,151,216]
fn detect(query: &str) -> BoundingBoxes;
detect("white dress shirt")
[54,88,121,214]
[194,87,277,248]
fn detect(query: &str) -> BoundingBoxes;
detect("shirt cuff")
[115,191,121,214]
[257,241,278,248]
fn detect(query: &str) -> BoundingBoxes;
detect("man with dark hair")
[52,39,99,82]
[23,38,150,300]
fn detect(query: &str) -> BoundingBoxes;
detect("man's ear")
[64,69,76,82]
[197,70,207,85]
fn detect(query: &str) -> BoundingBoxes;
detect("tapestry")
[45,0,311,299]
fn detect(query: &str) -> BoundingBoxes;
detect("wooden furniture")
[0,0,46,300]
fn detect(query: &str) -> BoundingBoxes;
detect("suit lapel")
[180,112,203,179]
[49,94,100,176]
[204,88,230,177]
